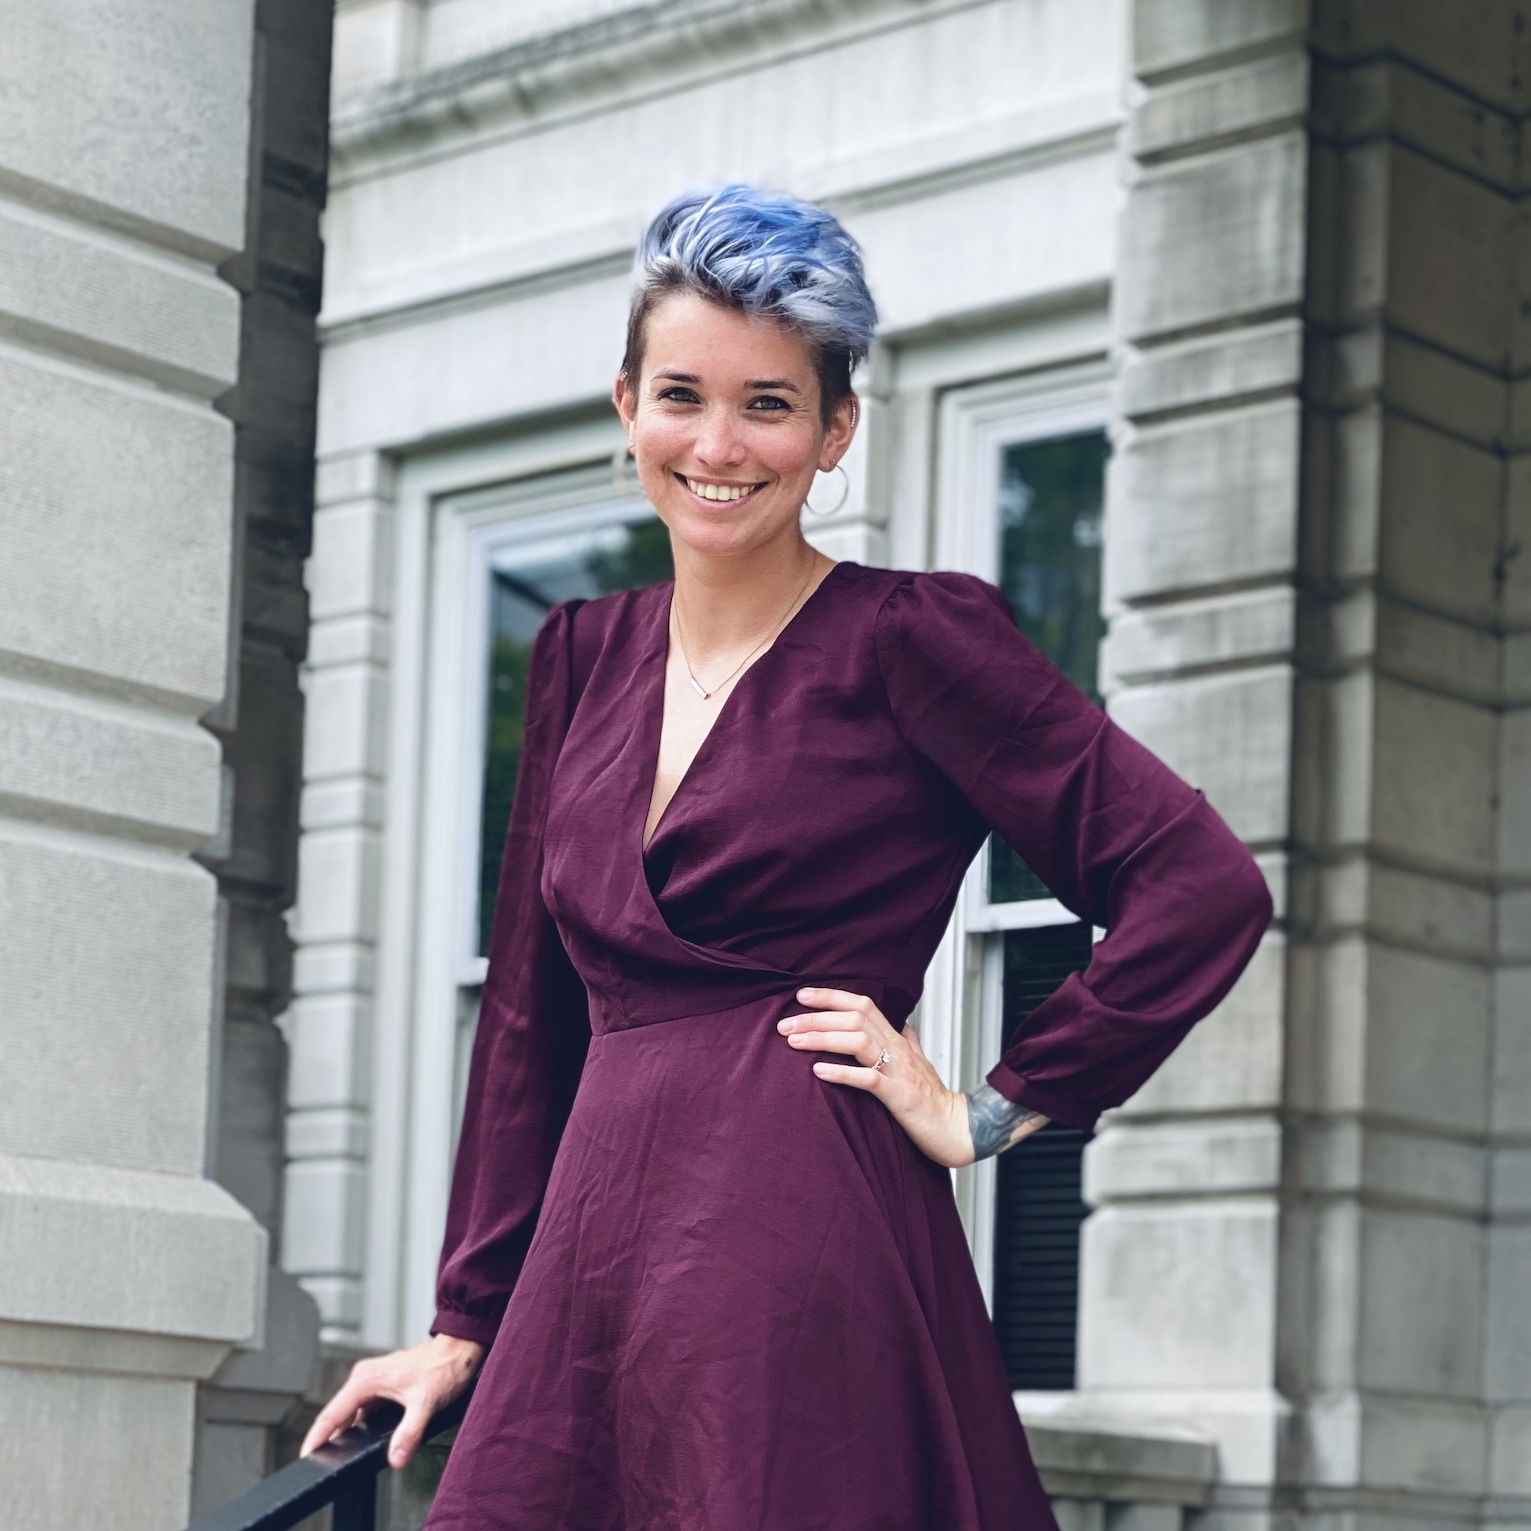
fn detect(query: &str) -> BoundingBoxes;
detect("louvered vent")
[991,922,1094,1391]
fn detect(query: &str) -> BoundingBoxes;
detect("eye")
[747,394,792,412]
[657,386,700,404]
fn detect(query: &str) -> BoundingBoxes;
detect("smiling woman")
[301,186,1272,1531]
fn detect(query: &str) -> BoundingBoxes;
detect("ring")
[873,1049,892,1072]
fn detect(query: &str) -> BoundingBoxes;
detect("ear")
[818,391,859,473]
[612,372,636,435]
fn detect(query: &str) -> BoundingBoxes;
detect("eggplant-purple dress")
[425,563,1271,1530]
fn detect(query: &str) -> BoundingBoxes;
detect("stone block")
[1504,891,1531,964]
[0,830,218,1173]
[308,613,392,669]
[0,0,254,255]
[1364,944,1491,1133]
[1102,587,1295,688]
[1106,402,1300,604]
[1502,709,1531,880]
[1345,858,1495,961]
[0,1154,263,1344]
[1133,49,1308,159]
[1494,969,1531,1135]
[1134,0,1310,80]
[1085,1117,1281,1203]
[1356,1207,1483,1400]
[0,1364,198,1531]
[1077,1200,1279,1389]
[1303,1389,1487,1495]
[1293,1119,1485,1217]
[1371,677,1497,875]
[285,994,373,1108]
[1385,147,1518,373]
[1492,1406,1531,1494]
[1291,670,1374,852]
[1485,1223,1531,1407]
[1375,596,1503,708]
[0,679,221,847]
[291,827,383,945]
[1379,416,1505,630]
[0,204,241,396]
[301,664,389,782]
[1116,136,1307,343]
[282,1159,367,1275]
[1116,935,1285,1114]
[1022,1413,1214,1503]
[308,500,394,621]
[286,1107,370,1160]
[1108,666,1292,843]
[295,1273,364,1333]
[1118,320,1302,423]
[1311,1,1531,116]
[301,776,387,831]
[0,351,234,706]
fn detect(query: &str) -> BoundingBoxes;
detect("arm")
[303,602,592,1467]
[876,573,1273,1134]
[966,1085,1045,1160]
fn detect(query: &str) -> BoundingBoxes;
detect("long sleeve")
[432,601,593,1347]
[875,573,1272,1133]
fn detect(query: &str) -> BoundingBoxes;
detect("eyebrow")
[652,370,802,394]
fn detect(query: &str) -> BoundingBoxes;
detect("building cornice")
[330,0,999,173]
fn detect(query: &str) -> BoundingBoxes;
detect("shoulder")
[828,563,1014,628]
[538,582,668,674]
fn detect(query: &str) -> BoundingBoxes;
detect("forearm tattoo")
[966,1086,1042,1161]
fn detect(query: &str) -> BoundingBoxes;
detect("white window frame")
[371,418,661,1347]
[918,361,1109,1312]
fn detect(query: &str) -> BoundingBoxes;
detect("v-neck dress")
[425,562,1271,1531]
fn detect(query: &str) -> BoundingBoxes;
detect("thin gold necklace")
[670,561,820,701]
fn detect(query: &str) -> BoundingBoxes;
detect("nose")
[691,402,747,469]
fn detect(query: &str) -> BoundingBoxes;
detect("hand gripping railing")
[184,1388,473,1531]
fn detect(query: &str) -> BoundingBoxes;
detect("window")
[932,367,1109,1394]
[456,502,672,1138]
[476,518,673,953]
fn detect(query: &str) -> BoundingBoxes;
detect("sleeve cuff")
[984,1062,1099,1133]
[431,1308,505,1349]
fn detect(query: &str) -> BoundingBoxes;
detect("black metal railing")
[185,1390,472,1531]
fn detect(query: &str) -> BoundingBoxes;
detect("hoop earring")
[804,462,850,518]
[612,442,641,498]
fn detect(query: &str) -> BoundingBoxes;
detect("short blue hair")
[622,184,877,418]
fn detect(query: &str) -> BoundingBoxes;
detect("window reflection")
[988,430,1108,905]
[478,517,673,953]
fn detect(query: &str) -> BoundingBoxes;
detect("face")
[613,291,857,562]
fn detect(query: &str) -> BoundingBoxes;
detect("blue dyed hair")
[621,184,878,422]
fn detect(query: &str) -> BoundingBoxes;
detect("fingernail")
[777,1019,792,1032]
[797,987,814,999]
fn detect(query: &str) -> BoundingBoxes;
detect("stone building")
[2,2,1529,1529]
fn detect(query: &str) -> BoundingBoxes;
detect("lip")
[674,472,768,506]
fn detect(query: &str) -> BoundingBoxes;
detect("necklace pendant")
[688,675,711,700]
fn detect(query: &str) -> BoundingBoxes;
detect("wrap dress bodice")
[425,562,1272,1531]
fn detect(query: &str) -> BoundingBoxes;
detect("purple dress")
[426,563,1271,1530]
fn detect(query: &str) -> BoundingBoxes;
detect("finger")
[795,987,878,1017]
[811,1060,883,1092]
[388,1397,432,1470]
[302,1385,368,1456]
[779,1009,865,1032]
[784,1028,873,1058]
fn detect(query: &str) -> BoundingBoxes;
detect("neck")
[669,529,828,657]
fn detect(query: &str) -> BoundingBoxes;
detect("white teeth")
[686,478,754,502]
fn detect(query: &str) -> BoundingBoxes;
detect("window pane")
[988,430,1108,905]
[478,516,672,953]
[991,921,1094,1390]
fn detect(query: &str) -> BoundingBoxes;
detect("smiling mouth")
[678,474,765,503]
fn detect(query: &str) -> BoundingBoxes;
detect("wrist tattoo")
[966,1086,1043,1161]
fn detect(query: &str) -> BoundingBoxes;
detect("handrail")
[184,1388,474,1531]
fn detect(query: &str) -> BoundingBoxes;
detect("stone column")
[0,4,267,1528]
[192,0,336,1512]
[1083,2,1530,1527]
[1083,0,1310,1501]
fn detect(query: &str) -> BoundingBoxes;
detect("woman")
[303,185,1272,1529]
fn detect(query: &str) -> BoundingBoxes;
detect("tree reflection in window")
[478,517,673,954]
[988,431,1108,904]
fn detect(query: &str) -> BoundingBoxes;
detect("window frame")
[920,361,1109,1313]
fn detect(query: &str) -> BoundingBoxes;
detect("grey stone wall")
[0,4,269,1527]
[1096,1,1531,1526]
[193,0,337,1515]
